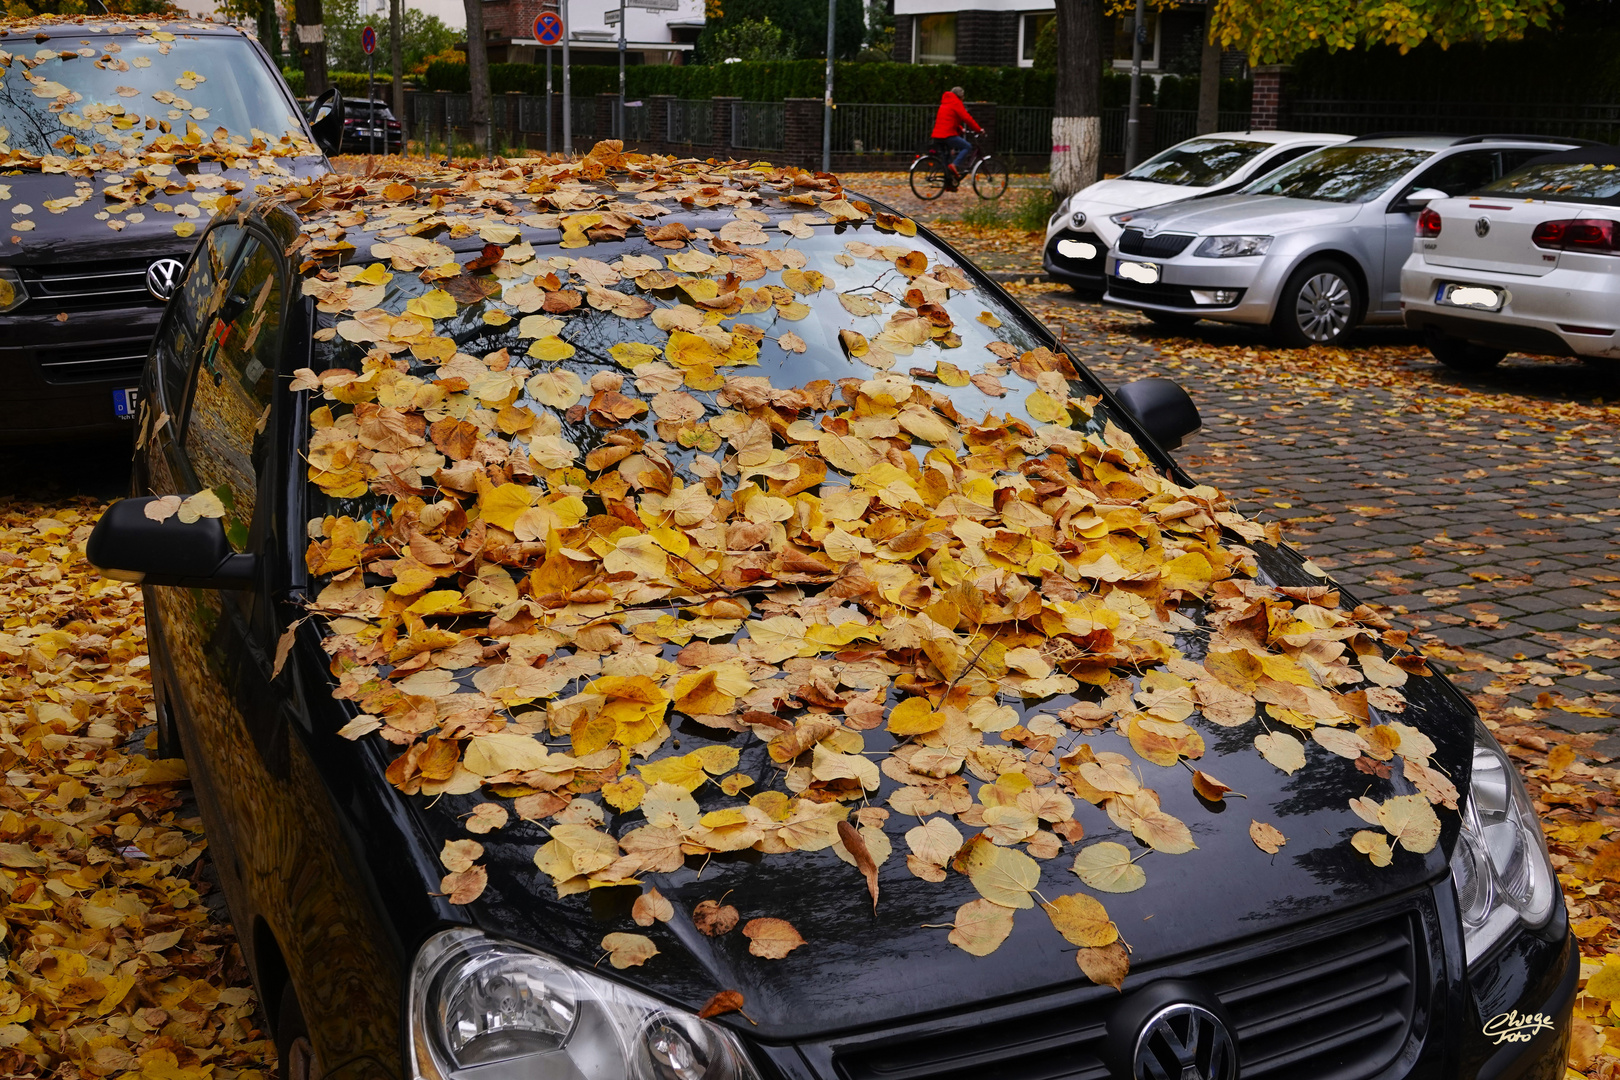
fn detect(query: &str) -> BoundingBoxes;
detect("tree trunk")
[463,0,492,157]
[1050,0,1101,200]
[293,0,327,97]
[1196,5,1220,134]
[390,0,405,128]
[258,0,282,69]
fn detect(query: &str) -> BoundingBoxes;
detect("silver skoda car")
[1102,135,1579,345]
[1042,130,1351,293]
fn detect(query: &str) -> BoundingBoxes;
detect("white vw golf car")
[1042,131,1351,293]
[1402,146,1620,370]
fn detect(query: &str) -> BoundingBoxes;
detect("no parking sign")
[534,12,564,44]
[361,24,376,54]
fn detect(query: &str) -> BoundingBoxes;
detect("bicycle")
[909,132,1009,202]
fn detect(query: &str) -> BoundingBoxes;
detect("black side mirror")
[307,86,344,157]
[1116,377,1201,451]
[86,496,256,589]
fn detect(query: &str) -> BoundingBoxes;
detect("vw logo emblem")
[1071,210,1087,227]
[1133,1003,1238,1080]
[146,258,185,301]
[1475,217,1491,238]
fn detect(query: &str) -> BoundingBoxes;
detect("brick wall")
[954,10,1017,67]
[483,0,555,43]
[1251,64,1288,130]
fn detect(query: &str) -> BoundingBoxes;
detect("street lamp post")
[1124,0,1145,169]
[821,0,835,173]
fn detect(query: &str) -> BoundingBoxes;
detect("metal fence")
[995,106,1051,155]
[1153,109,1259,147]
[732,101,785,151]
[1288,99,1620,141]
[667,98,711,146]
[832,103,936,155]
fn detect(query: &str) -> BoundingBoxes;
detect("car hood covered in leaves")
[1118,194,1364,239]
[282,146,1470,1040]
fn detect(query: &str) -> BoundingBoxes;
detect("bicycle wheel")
[971,155,1009,200]
[909,154,949,201]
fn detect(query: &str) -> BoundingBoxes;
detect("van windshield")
[0,33,309,158]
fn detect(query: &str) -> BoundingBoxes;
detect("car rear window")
[1120,138,1270,188]
[1239,146,1432,203]
[303,223,1132,519]
[1482,160,1620,205]
[0,32,308,157]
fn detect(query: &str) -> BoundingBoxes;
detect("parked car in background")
[1402,145,1620,370]
[342,98,403,154]
[86,156,1572,1080]
[0,15,338,444]
[1043,131,1352,293]
[1102,135,1581,345]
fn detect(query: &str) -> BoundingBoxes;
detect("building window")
[916,13,956,65]
[1111,12,1161,70]
[1020,12,1054,65]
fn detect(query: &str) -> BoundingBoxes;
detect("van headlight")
[1194,235,1272,258]
[1449,722,1557,969]
[0,267,28,313]
[408,928,762,1080]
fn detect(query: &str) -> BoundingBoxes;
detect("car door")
[1379,150,1503,312]
[141,228,406,1077]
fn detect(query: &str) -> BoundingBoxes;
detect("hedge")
[283,68,392,99]
[421,59,1059,107]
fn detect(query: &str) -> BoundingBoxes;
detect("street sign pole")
[1125,0,1145,169]
[362,24,377,155]
[562,0,571,154]
[546,46,553,154]
[535,13,565,155]
[617,0,626,141]
[822,0,834,173]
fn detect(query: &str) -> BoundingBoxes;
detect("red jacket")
[931,91,982,139]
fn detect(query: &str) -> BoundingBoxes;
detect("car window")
[1482,157,1620,205]
[1498,149,1551,176]
[1120,138,1271,188]
[156,223,246,411]
[182,235,283,552]
[0,35,311,158]
[1251,143,1322,175]
[1392,150,1500,207]
[1239,146,1433,203]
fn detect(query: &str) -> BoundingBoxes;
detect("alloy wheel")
[1293,272,1353,343]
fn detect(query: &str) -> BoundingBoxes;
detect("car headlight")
[1449,721,1557,969]
[1194,235,1273,258]
[0,267,28,313]
[408,928,763,1080]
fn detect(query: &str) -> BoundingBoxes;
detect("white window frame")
[1110,11,1161,72]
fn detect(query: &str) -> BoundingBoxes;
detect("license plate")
[113,387,139,419]
[1115,260,1161,284]
[1437,283,1505,311]
[1058,238,1098,261]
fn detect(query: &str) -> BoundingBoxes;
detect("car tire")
[1272,259,1361,347]
[1068,284,1103,302]
[1424,328,1507,372]
[276,982,322,1080]
[1144,310,1200,331]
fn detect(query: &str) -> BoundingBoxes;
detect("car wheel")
[1273,259,1360,347]
[1145,310,1199,331]
[277,983,322,1080]
[1424,327,1507,372]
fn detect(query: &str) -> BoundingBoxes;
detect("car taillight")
[1417,208,1442,237]
[1533,218,1620,254]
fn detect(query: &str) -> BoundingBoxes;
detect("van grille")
[1117,229,1196,258]
[35,337,150,385]
[18,259,160,311]
[830,910,1422,1080]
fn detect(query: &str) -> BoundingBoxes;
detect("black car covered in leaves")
[89,147,1573,1080]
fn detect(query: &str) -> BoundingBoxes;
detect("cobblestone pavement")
[843,171,1049,277]
[1012,284,1620,748]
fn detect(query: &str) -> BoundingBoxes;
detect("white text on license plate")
[113,387,139,419]
[1438,283,1505,311]
[1115,260,1160,284]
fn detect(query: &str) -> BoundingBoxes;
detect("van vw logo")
[1475,217,1491,238]
[1133,1003,1238,1080]
[146,258,185,301]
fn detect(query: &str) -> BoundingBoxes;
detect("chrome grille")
[18,259,160,311]
[830,909,1422,1080]
[1117,229,1196,258]
[34,337,150,385]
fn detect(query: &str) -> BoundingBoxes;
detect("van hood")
[1120,195,1364,239]
[0,158,327,265]
[410,538,1470,1042]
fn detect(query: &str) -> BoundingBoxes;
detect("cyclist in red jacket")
[932,86,983,189]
